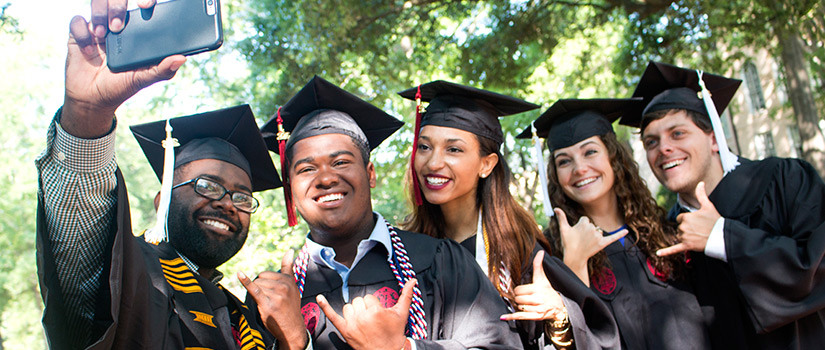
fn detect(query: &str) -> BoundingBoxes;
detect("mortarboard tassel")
[531,122,554,217]
[409,85,424,206]
[696,70,740,174]
[276,107,298,227]
[147,119,179,244]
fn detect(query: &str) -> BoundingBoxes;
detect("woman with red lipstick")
[398,81,620,350]
[525,98,710,349]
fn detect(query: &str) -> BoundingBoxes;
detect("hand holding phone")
[106,0,223,72]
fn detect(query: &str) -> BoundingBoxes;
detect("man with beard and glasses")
[35,1,310,349]
[256,76,522,349]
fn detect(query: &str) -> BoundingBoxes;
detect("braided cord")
[292,226,428,339]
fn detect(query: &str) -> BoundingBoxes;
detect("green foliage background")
[1,0,823,348]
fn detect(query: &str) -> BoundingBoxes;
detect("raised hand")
[62,0,185,138]
[657,181,721,257]
[316,279,416,350]
[556,208,627,285]
[500,251,567,322]
[238,250,308,350]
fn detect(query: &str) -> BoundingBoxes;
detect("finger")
[363,294,381,309]
[500,311,544,321]
[238,271,263,302]
[137,0,157,9]
[351,297,367,313]
[107,0,128,33]
[553,208,570,229]
[131,55,185,88]
[656,243,688,257]
[514,293,547,306]
[695,181,713,208]
[281,250,295,274]
[316,294,347,328]
[391,279,416,316]
[69,16,97,55]
[90,0,109,39]
[531,251,548,285]
[602,229,629,247]
[577,215,591,226]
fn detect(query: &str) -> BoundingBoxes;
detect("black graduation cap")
[516,98,643,151]
[130,104,281,192]
[260,75,404,155]
[397,80,539,145]
[259,75,404,226]
[619,61,742,128]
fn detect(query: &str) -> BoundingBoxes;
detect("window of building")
[786,125,803,158]
[754,131,776,159]
[743,61,766,112]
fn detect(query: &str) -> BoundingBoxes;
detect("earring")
[480,173,488,178]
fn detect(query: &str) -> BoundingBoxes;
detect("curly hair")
[402,135,550,304]
[543,132,682,280]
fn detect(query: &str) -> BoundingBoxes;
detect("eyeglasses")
[172,177,259,213]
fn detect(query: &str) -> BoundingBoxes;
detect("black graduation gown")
[587,235,710,350]
[669,157,825,349]
[36,169,273,350]
[459,237,621,350]
[293,229,522,349]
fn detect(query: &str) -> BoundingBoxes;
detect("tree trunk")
[776,25,825,175]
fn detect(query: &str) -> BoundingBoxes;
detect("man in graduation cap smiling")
[622,61,825,349]
[35,4,310,349]
[259,76,521,349]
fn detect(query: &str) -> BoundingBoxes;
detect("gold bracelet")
[550,335,574,347]
[549,308,570,330]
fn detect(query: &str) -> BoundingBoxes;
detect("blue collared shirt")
[303,213,393,301]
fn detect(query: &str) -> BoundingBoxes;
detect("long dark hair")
[402,135,550,303]
[544,133,681,279]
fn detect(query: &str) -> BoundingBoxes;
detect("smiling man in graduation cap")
[259,76,521,349]
[35,5,311,349]
[622,61,825,349]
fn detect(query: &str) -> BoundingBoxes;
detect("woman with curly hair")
[527,98,710,349]
[398,81,620,350]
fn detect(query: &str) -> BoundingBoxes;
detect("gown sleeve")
[721,159,825,332]
[413,239,523,350]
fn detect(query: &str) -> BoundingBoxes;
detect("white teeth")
[318,193,344,203]
[574,177,597,187]
[203,219,229,231]
[426,176,449,185]
[662,159,685,170]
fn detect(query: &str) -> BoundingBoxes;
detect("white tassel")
[146,119,179,244]
[696,70,740,174]
[531,122,554,217]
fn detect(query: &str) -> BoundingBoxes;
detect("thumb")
[281,249,295,274]
[392,279,416,319]
[554,208,570,229]
[695,181,712,208]
[132,55,186,90]
[532,251,548,285]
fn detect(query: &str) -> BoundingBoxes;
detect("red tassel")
[410,86,424,206]
[276,107,298,226]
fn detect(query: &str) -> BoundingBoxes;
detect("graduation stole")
[292,223,428,339]
[476,211,512,295]
[158,255,266,350]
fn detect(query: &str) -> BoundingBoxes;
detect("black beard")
[166,196,248,270]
